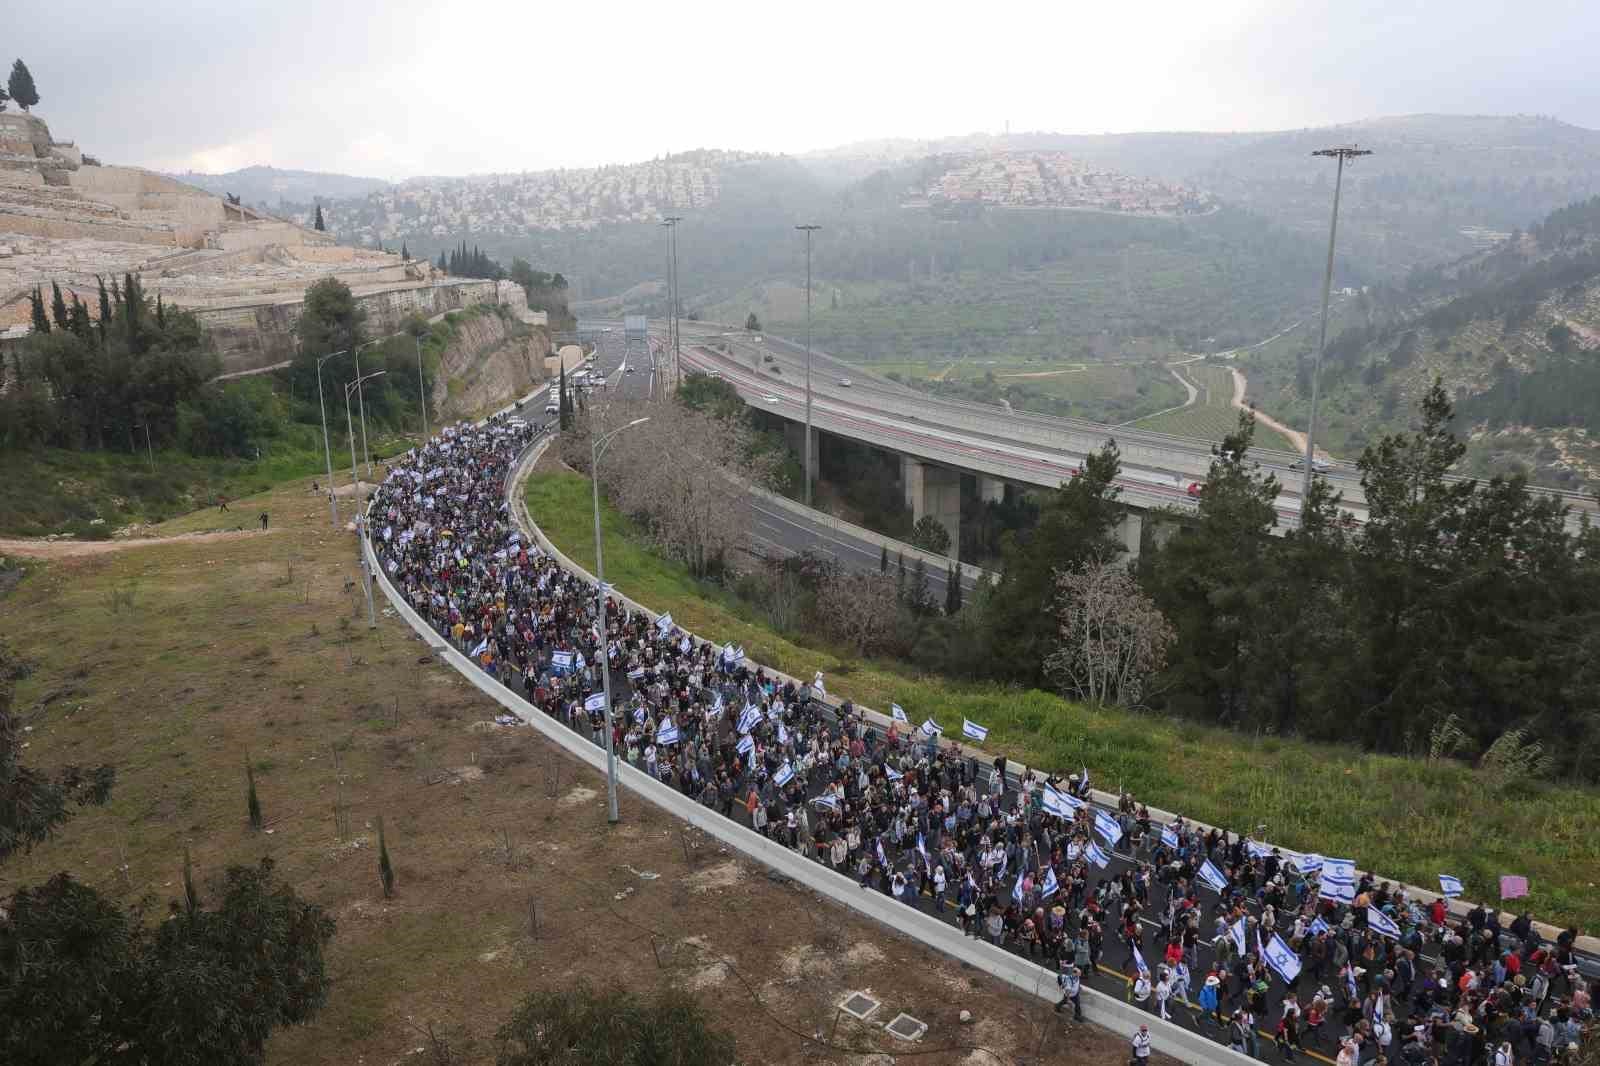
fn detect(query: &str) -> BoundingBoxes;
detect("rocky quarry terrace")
[0,113,544,372]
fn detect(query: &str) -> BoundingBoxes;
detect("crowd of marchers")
[365,418,1592,1066]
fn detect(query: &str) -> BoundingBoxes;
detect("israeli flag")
[777,721,788,745]
[774,762,795,787]
[1263,932,1303,984]
[470,637,489,657]
[1161,825,1180,849]
[1366,906,1402,940]
[655,612,673,633]
[583,692,607,713]
[1132,945,1150,975]
[1229,918,1247,957]
[916,832,928,860]
[885,764,903,781]
[962,719,989,743]
[633,707,647,724]
[627,667,645,681]
[1297,853,1324,875]
[1093,810,1123,846]
[656,723,680,745]
[1322,858,1357,883]
[812,794,839,811]
[1041,787,1081,819]
[811,672,826,696]
[737,705,762,734]
[1013,872,1026,903]
[551,650,574,673]
[1438,874,1463,899]
[877,840,889,869]
[1345,966,1359,1003]
[1085,841,1111,868]
[736,734,754,757]
[1080,765,1090,790]
[767,703,784,721]
[1309,916,1331,936]
[891,703,908,723]
[920,718,942,738]
[1197,859,1228,893]
[1319,876,1356,904]
[1040,867,1060,899]
[1247,840,1273,859]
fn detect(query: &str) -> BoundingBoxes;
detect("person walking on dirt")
[218,495,229,512]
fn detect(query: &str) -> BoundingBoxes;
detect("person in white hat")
[1130,1023,1152,1066]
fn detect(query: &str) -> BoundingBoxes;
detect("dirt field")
[0,481,1169,1066]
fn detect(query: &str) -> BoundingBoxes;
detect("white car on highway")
[762,395,781,404]
[1288,457,1332,473]
[838,378,853,387]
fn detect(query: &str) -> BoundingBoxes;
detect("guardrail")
[362,432,1256,1066]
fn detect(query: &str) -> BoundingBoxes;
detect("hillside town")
[914,151,1217,215]
[300,149,767,244]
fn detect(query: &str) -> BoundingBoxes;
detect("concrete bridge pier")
[783,419,819,473]
[1119,510,1144,562]
[902,456,961,559]
[977,475,1007,504]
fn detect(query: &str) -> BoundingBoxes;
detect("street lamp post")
[316,349,348,527]
[415,334,429,440]
[661,217,682,401]
[591,415,651,824]
[134,420,155,473]
[1302,146,1371,511]
[345,370,387,496]
[355,340,381,478]
[796,224,822,507]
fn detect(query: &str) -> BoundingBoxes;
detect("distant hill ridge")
[169,164,392,208]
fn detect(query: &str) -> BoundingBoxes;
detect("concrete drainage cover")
[886,1013,927,1041]
[839,992,881,1021]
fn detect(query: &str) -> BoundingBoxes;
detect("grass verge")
[0,479,1133,1066]
[526,465,1600,931]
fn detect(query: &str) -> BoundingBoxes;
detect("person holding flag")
[1055,962,1083,1021]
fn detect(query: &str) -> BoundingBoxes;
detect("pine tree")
[8,59,39,112]
[437,250,447,272]
[245,758,262,830]
[911,558,930,615]
[50,281,68,331]
[29,285,49,334]
[377,815,395,899]
[400,241,408,261]
[313,204,325,231]
[68,294,92,339]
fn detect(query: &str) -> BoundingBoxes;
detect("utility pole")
[316,349,347,527]
[416,334,429,440]
[796,224,822,507]
[662,216,682,399]
[1302,145,1371,513]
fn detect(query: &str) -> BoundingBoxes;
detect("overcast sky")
[10,0,1599,179]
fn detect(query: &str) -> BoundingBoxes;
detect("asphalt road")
[576,322,975,601]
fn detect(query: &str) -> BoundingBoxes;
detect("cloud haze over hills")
[7,0,1600,179]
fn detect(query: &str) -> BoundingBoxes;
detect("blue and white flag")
[1161,825,1180,849]
[1229,918,1247,957]
[1247,840,1273,859]
[920,718,942,738]
[1197,859,1229,894]
[1322,858,1357,883]
[1013,872,1026,903]
[1438,874,1463,899]
[885,764,903,781]
[812,794,839,811]
[470,637,489,658]
[1093,810,1123,846]
[916,832,928,860]
[633,707,647,724]
[1319,877,1357,904]
[777,721,788,745]
[773,762,795,787]
[655,612,673,633]
[1297,853,1324,875]
[627,667,646,681]
[656,723,680,745]
[1345,966,1359,1003]
[891,703,908,723]
[711,691,724,713]
[962,719,989,743]
[811,672,826,697]
[1309,916,1331,936]
[1262,932,1303,984]
[735,734,754,757]
[1132,945,1150,975]
[737,705,762,734]
[1041,787,1082,819]
[1367,906,1402,940]
[1086,841,1111,868]
[1080,765,1090,791]
[551,650,574,673]
[583,692,607,713]
[877,840,889,869]
[767,703,784,721]
[1040,867,1060,899]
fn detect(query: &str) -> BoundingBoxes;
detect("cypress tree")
[29,285,49,334]
[377,815,395,898]
[896,552,906,601]
[245,758,262,830]
[96,275,111,343]
[313,204,325,231]
[50,281,68,331]
[400,241,408,261]
[880,544,889,574]
[945,564,957,614]
[156,294,166,329]
[7,59,39,112]
[951,563,964,613]
[437,250,447,272]
[68,295,92,339]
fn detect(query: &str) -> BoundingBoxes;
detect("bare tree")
[814,567,900,655]
[1044,558,1173,707]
